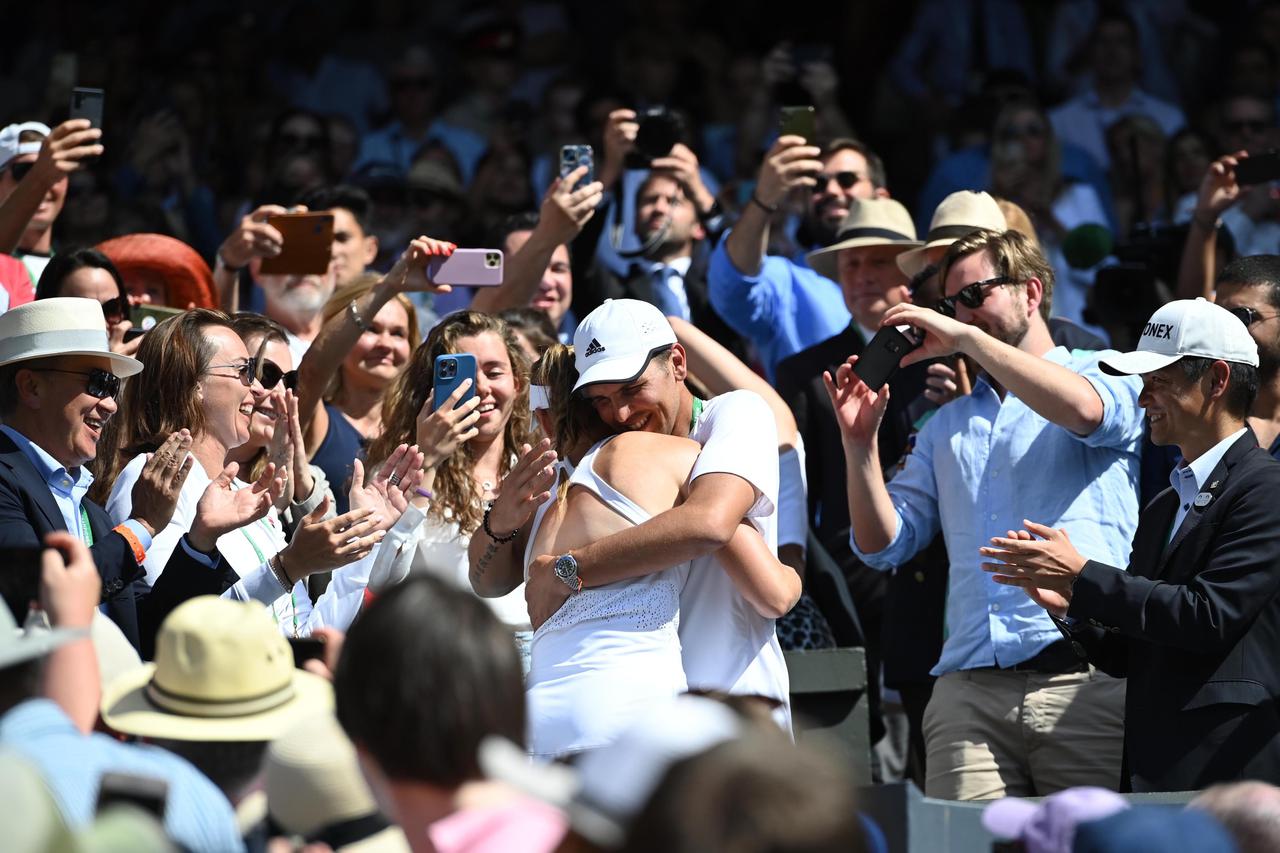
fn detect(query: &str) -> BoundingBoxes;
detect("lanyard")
[78,504,93,547]
[689,397,704,435]
[240,523,298,637]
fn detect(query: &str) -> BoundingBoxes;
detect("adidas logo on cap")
[583,338,606,358]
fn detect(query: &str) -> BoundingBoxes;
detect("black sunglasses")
[33,367,122,400]
[935,276,1019,317]
[7,160,34,182]
[100,296,128,321]
[813,171,863,193]
[1227,305,1280,326]
[256,359,298,392]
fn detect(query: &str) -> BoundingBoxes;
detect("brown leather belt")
[978,641,1088,674]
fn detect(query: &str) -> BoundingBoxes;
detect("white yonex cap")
[1100,297,1259,376]
[0,121,50,169]
[572,298,678,392]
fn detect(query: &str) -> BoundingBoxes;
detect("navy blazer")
[0,432,238,658]
[1062,430,1280,792]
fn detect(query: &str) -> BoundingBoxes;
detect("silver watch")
[553,554,580,593]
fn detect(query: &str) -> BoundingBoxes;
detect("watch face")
[554,556,575,580]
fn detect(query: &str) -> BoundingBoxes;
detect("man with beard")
[709,136,889,378]
[824,229,1144,800]
[257,264,337,363]
[1213,256,1280,455]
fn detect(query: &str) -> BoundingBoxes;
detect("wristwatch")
[553,553,582,593]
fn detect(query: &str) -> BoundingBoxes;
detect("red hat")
[96,233,217,309]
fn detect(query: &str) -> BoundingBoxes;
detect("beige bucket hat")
[896,190,1007,279]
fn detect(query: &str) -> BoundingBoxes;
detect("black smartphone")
[779,105,816,142]
[854,326,923,392]
[631,108,683,165]
[70,87,105,129]
[287,636,327,668]
[1234,149,1280,186]
[96,772,168,819]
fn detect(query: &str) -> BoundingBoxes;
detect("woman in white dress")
[521,345,786,758]
[94,309,418,635]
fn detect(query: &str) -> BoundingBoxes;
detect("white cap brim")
[572,344,670,393]
[1099,349,1183,376]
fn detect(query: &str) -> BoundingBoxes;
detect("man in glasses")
[709,135,890,379]
[826,228,1145,800]
[0,120,100,290]
[0,298,245,657]
[1213,256,1280,458]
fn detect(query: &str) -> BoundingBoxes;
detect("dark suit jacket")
[0,432,239,658]
[1062,431,1280,792]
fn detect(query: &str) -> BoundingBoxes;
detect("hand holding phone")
[1232,149,1280,186]
[779,106,816,143]
[70,87,105,129]
[287,636,327,668]
[559,145,594,191]
[853,325,923,392]
[433,354,478,412]
[426,249,504,287]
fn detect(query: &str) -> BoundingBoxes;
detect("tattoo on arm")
[474,539,501,578]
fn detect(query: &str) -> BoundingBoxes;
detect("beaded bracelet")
[482,505,520,543]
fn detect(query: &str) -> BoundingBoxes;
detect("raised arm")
[211,204,293,314]
[38,533,102,733]
[0,120,100,255]
[722,136,822,277]
[1176,152,1246,302]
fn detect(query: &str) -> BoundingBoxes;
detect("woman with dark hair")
[36,247,140,356]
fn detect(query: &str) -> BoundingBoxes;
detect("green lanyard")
[240,523,298,637]
[689,397,704,435]
[78,504,93,547]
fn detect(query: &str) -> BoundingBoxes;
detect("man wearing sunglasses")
[1213,256,1280,459]
[0,120,101,287]
[827,228,1146,800]
[709,135,890,379]
[0,298,247,657]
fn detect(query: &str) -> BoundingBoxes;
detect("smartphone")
[854,325,923,392]
[258,212,335,276]
[426,248,504,287]
[287,636,327,668]
[632,108,683,164]
[125,304,184,338]
[1234,149,1280,186]
[559,144,594,191]
[70,87,105,129]
[779,105,816,142]
[96,772,168,820]
[433,353,478,412]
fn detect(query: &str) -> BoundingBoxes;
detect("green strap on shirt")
[78,504,93,547]
[690,397,704,434]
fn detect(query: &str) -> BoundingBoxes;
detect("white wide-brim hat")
[806,198,922,281]
[896,190,1007,279]
[0,297,142,377]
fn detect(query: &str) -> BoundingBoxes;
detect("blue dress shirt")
[0,700,244,853]
[851,347,1145,675]
[707,236,851,381]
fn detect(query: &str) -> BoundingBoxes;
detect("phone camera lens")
[486,253,499,267]
[887,341,902,354]
[440,362,456,379]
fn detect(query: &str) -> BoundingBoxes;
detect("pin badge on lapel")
[1193,491,1213,508]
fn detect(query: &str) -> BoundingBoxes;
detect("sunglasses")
[813,171,863,193]
[257,359,298,392]
[935,275,1019,317]
[33,367,122,400]
[100,296,128,321]
[206,358,259,387]
[1227,305,1280,326]
[7,161,34,182]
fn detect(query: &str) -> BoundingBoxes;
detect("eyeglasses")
[100,296,128,321]
[1227,305,1280,326]
[206,358,259,387]
[935,276,1019,317]
[256,359,298,392]
[813,171,864,193]
[32,367,122,400]
[7,161,34,182]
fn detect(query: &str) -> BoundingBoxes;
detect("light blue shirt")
[1049,86,1185,170]
[0,700,244,853]
[851,347,1145,674]
[0,425,151,551]
[707,236,851,381]
[1168,428,1247,540]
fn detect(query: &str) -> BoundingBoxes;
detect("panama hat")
[101,597,332,742]
[0,297,142,377]
[807,198,922,281]
[897,191,1007,279]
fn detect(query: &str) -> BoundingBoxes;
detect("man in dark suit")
[0,298,244,657]
[983,297,1280,791]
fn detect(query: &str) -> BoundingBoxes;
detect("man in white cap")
[827,228,1145,799]
[0,119,102,285]
[983,297,1280,792]
[505,298,797,729]
[0,297,248,656]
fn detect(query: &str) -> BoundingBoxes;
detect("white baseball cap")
[1100,297,1259,376]
[0,121,50,170]
[572,298,677,392]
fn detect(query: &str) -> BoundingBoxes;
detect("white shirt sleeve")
[689,390,780,520]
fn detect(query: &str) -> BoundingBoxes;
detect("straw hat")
[896,190,1007,279]
[0,297,143,377]
[806,198,922,281]
[101,597,332,742]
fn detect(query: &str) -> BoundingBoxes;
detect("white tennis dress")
[524,439,690,758]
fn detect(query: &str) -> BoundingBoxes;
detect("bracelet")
[749,193,779,214]
[348,299,369,332]
[414,488,434,500]
[270,552,293,592]
[216,251,245,273]
[113,524,147,565]
[482,505,520,543]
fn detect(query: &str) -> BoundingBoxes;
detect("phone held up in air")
[433,353,478,412]
[124,304,185,340]
[426,249,504,287]
[1234,149,1280,186]
[779,105,816,142]
[854,325,924,392]
[258,212,335,277]
[559,144,594,191]
[70,86,105,129]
